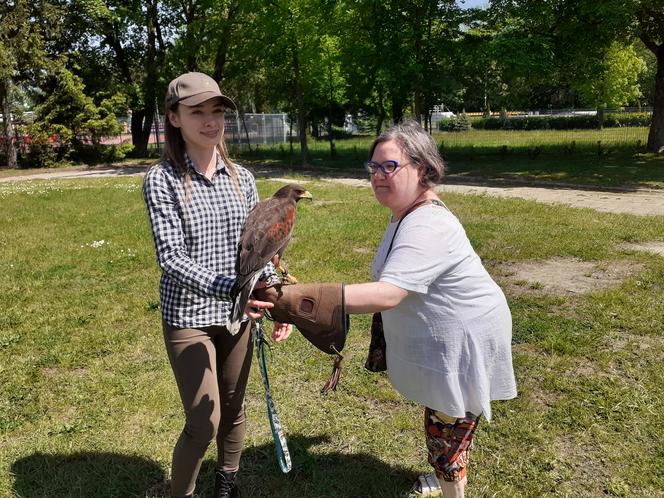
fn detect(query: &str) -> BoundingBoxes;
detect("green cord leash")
[253,320,292,473]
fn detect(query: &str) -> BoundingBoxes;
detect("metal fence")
[109,113,293,151]
[105,108,652,152]
[226,113,292,146]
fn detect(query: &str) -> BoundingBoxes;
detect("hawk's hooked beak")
[298,190,313,201]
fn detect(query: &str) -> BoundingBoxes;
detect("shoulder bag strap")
[385,198,437,255]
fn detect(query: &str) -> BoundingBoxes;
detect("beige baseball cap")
[165,72,237,110]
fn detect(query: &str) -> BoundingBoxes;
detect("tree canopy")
[1,0,662,166]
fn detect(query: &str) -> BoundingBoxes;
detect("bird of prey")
[228,183,312,334]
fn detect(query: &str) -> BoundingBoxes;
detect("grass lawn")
[232,127,664,189]
[3,128,663,189]
[0,177,663,497]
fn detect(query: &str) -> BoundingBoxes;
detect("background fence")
[103,108,653,154]
[109,113,293,152]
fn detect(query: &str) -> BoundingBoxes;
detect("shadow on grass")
[236,139,664,191]
[444,150,664,191]
[11,435,418,498]
[11,451,164,498]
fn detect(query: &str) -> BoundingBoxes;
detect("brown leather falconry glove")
[253,283,349,393]
[253,283,348,354]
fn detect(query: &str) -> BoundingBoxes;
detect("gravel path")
[2,166,663,217]
[318,177,664,217]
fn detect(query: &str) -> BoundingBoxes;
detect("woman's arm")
[344,281,409,314]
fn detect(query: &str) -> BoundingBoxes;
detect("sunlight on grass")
[0,177,663,497]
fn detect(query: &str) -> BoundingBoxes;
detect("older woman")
[342,121,517,498]
[255,120,517,497]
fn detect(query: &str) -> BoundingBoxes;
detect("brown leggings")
[163,321,253,497]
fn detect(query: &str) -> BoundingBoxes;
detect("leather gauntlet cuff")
[253,283,348,355]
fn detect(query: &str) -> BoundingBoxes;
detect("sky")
[458,0,489,9]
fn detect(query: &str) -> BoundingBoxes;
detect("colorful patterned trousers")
[424,408,481,482]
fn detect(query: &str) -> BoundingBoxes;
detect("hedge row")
[438,112,652,131]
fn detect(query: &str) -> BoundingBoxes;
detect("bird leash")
[252,319,292,473]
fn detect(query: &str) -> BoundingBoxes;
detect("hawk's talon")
[278,264,298,285]
[282,274,298,285]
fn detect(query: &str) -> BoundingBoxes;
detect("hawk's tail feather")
[228,273,260,335]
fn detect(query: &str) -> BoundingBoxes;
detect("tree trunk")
[296,86,308,165]
[392,96,404,124]
[132,0,159,158]
[182,0,198,71]
[375,113,384,137]
[414,92,425,128]
[597,106,605,130]
[646,43,664,152]
[291,37,308,165]
[311,117,319,139]
[131,110,149,157]
[327,117,335,159]
[212,0,240,82]
[140,101,156,156]
[0,78,18,168]
[375,86,386,136]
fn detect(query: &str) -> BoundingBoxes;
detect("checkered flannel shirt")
[143,154,277,328]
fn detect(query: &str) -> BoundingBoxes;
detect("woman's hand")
[247,280,291,339]
[244,297,274,321]
[271,322,292,342]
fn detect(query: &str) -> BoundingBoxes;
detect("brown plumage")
[228,183,312,334]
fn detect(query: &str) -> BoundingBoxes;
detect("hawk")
[228,183,312,334]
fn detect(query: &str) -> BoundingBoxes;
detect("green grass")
[438,127,649,148]
[4,127,664,188]
[231,127,664,189]
[1,178,663,497]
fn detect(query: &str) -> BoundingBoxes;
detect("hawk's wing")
[236,196,296,281]
[228,195,296,334]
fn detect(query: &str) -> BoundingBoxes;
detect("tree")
[238,0,331,164]
[30,65,124,153]
[576,43,646,127]
[337,0,463,133]
[164,0,244,81]
[70,0,170,157]
[637,0,664,151]
[636,41,657,109]
[0,0,61,168]
[488,0,664,151]
[336,0,394,134]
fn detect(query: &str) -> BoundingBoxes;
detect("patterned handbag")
[364,312,387,372]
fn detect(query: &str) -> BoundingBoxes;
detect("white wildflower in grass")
[0,178,141,198]
[0,180,81,198]
[81,240,108,249]
[112,183,141,193]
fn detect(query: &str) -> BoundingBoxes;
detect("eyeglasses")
[364,160,410,175]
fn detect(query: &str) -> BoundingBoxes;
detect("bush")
[471,112,652,131]
[67,143,134,164]
[438,114,472,132]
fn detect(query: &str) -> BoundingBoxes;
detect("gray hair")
[369,120,445,187]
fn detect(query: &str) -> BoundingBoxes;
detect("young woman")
[342,121,517,498]
[143,72,291,498]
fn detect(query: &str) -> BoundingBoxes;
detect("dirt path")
[2,166,664,217]
[319,177,664,217]
[438,183,664,217]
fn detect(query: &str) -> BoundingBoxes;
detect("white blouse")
[371,203,517,420]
